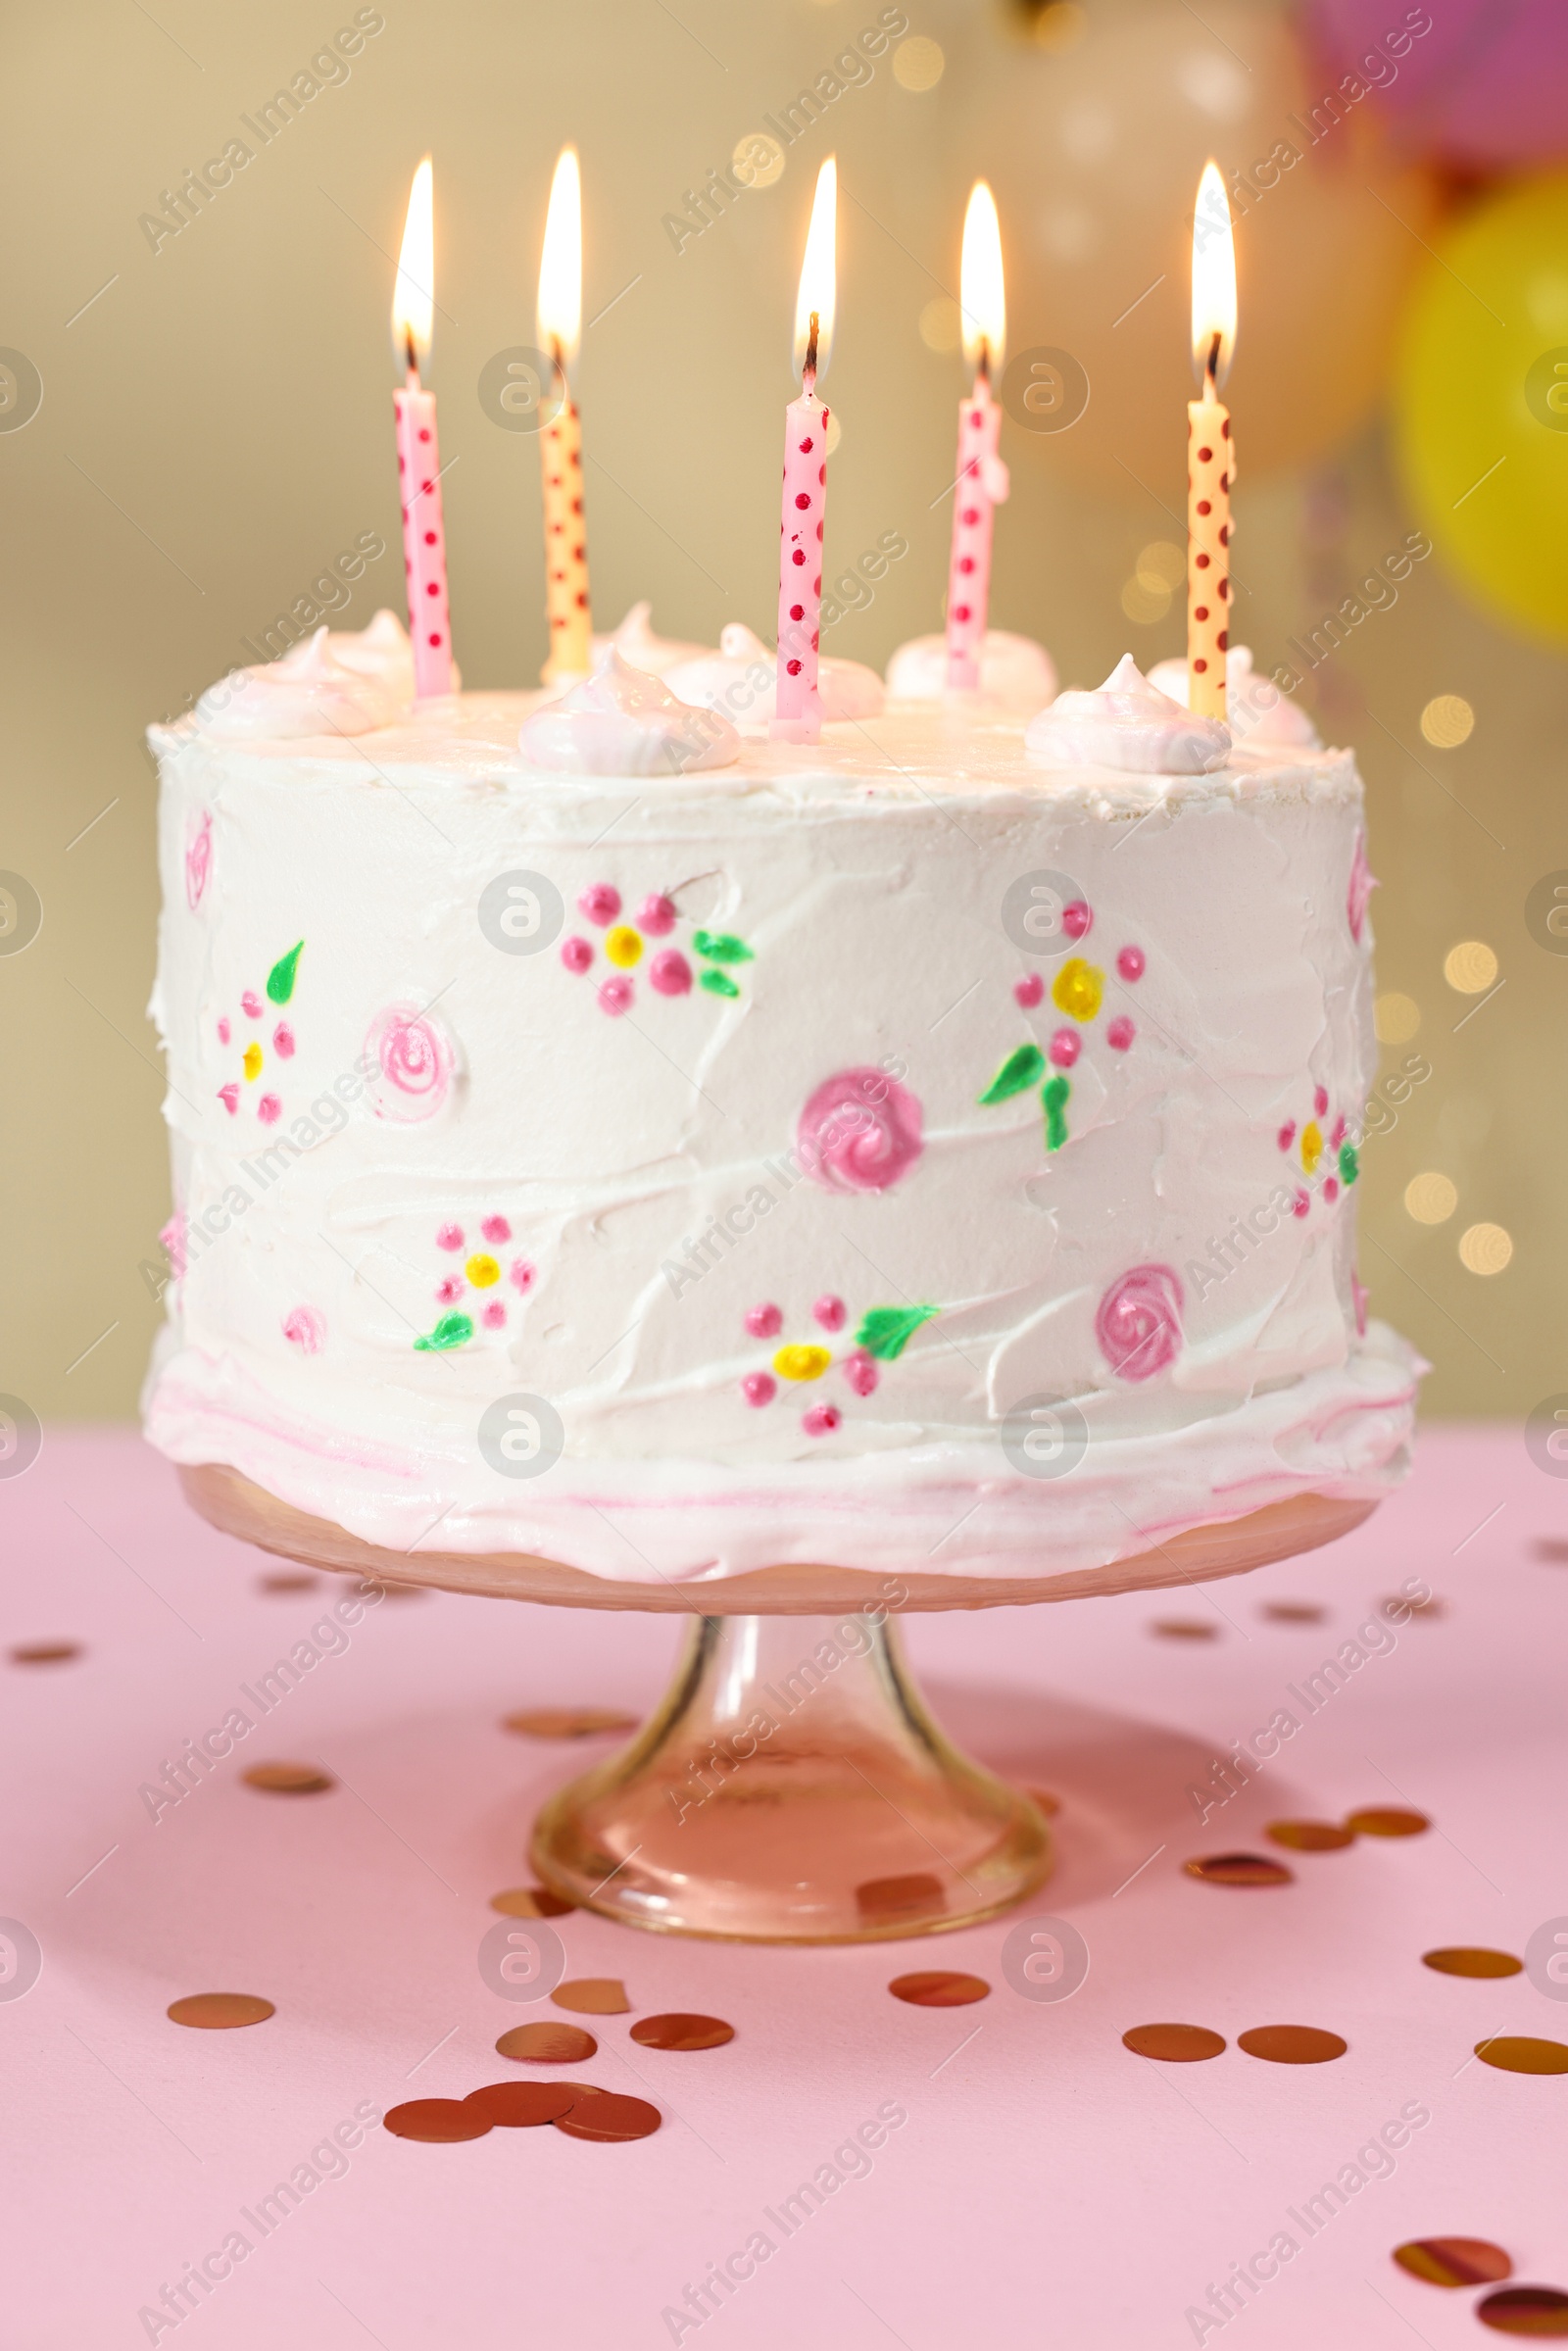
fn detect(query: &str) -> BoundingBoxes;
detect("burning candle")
[946,181,1008,693]
[538,146,591,683]
[772,156,837,746]
[391,156,453,700]
[1187,159,1237,722]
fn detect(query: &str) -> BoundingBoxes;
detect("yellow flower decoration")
[606,925,643,970]
[773,1344,831,1382]
[466,1253,501,1288]
[1300,1121,1323,1176]
[243,1042,263,1080]
[1052,957,1103,1023]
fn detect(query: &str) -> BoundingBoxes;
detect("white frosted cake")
[144,616,1418,1593]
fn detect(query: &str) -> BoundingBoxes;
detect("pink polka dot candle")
[772,158,837,747]
[1187,160,1236,723]
[391,158,454,702]
[947,183,1009,693]
[537,147,592,684]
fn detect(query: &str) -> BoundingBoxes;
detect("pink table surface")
[2,1425,1562,2350]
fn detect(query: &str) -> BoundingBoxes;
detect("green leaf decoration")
[414,1312,473,1352]
[693,930,754,965]
[978,1043,1047,1106]
[854,1303,940,1361]
[1043,1073,1070,1152]
[1338,1142,1359,1187]
[699,967,741,999]
[266,941,305,1004]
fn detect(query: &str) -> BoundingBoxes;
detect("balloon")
[1392,174,1568,645]
[1305,0,1568,174]
[956,0,1440,490]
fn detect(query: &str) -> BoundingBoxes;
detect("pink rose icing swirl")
[797,1067,924,1195]
[1096,1263,1184,1383]
[184,812,213,910]
[364,1004,456,1123]
[1348,828,1376,943]
[282,1306,324,1353]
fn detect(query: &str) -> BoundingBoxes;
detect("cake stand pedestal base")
[529,1611,1050,1943]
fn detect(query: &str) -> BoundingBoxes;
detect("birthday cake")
[142,613,1417,1594]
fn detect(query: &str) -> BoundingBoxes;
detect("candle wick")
[804,308,819,382]
[976,338,991,388]
[1205,328,1221,395]
[404,324,419,384]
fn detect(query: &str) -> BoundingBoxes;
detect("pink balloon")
[1305,0,1568,169]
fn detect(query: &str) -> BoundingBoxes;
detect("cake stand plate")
[180,1464,1374,1945]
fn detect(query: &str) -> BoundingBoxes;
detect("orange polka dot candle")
[773,157,836,746]
[537,146,591,684]
[391,157,454,701]
[1187,160,1236,723]
[947,181,1009,692]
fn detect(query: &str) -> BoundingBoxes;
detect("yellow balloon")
[1394,175,1568,644]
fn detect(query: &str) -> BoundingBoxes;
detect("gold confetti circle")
[892,35,945,90]
[918,297,961,354]
[242,1761,334,1794]
[629,2013,736,2052]
[9,1641,80,1665]
[1421,694,1475,748]
[1122,2023,1226,2062]
[731,130,784,190]
[1477,2286,1568,2334]
[1475,2035,1568,2076]
[1151,1617,1219,1641]
[552,1978,630,2016]
[496,2021,597,2064]
[168,1992,274,2031]
[1238,2024,1348,2065]
[383,2097,492,2142]
[1374,992,1421,1043]
[1423,1947,1523,1979]
[503,1706,638,1739]
[1185,1853,1294,1887]
[1444,938,1497,993]
[490,1886,574,1919]
[857,1871,944,1924]
[1262,1601,1326,1624]
[889,1971,990,2007]
[554,2089,662,2142]
[465,2080,576,2128]
[259,1570,318,1593]
[1393,2236,1512,2287]
[1405,1171,1458,1225]
[1266,1820,1356,1852]
[1459,1222,1513,1276]
[1346,1806,1429,1837]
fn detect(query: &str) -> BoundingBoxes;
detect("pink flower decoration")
[562,936,593,975]
[648,949,692,997]
[436,1276,465,1304]
[437,1223,464,1251]
[1324,1177,1341,1204]
[159,1212,187,1279]
[598,975,633,1016]
[743,1372,777,1407]
[257,1094,282,1125]
[1330,1115,1347,1149]
[638,893,677,936]
[364,1004,456,1124]
[1313,1084,1329,1118]
[219,1084,239,1115]
[1014,973,1045,1009]
[1096,1263,1184,1383]
[217,1017,230,1047]
[184,812,213,910]
[1348,828,1376,944]
[481,1299,507,1329]
[510,1257,536,1293]
[1292,1190,1309,1219]
[1352,1271,1369,1338]
[797,1067,924,1195]
[1116,945,1145,982]
[1106,1016,1135,1052]
[282,1306,324,1353]
[813,1295,847,1333]
[579,882,620,927]
[842,1349,878,1397]
[803,1404,841,1437]
[1063,901,1093,940]
[241,991,263,1019]
[272,1022,295,1058]
[746,1302,783,1339]
[1277,1121,1297,1151]
[482,1214,512,1244]
[1049,1028,1080,1069]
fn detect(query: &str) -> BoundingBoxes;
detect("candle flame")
[959,181,1005,374]
[537,145,582,371]
[1191,159,1236,386]
[792,156,837,382]
[391,156,434,368]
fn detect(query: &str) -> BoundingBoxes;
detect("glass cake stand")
[180,1464,1373,1945]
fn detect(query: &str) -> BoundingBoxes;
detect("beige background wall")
[3,0,1562,1431]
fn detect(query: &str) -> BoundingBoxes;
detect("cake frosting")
[666,623,884,727]
[589,601,711,681]
[143,618,1418,1586]
[1149,645,1321,750]
[518,648,739,776]
[1025,656,1231,774]
[886,629,1056,710]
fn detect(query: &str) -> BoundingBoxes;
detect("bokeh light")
[1405,1172,1458,1225]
